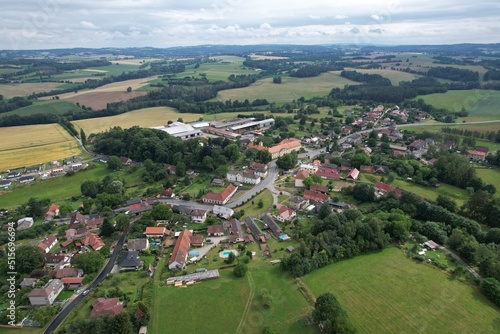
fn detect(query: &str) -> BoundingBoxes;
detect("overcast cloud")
[1,0,498,49]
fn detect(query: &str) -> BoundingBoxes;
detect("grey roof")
[245,217,264,238]
[119,251,143,268]
[262,215,282,237]
[230,219,243,236]
[0,180,11,186]
[289,196,306,204]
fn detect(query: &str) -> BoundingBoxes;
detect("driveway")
[189,236,227,260]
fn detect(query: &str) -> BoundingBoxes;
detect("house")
[7,171,21,178]
[262,215,282,238]
[275,206,296,222]
[207,224,225,236]
[288,196,309,211]
[168,229,192,270]
[389,144,407,152]
[299,163,318,174]
[28,279,64,306]
[409,140,426,151]
[248,138,301,159]
[98,156,108,164]
[145,226,166,239]
[60,239,73,248]
[226,170,261,185]
[190,235,204,247]
[164,164,177,175]
[55,267,81,279]
[360,165,374,173]
[69,211,86,226]
[295,170,309,187]
[202,184,238,205]
[82,233,105,251]
[86,217,104,230]
[346,168,360,180]
[474,146,489,154]
[211,178,226,187]
[229,219,244,243]
[119,251,143,271]
[304,190,329,203]
[191,209,208,223]
[16,217,34,230]
[316,167,341,180]
[245,218,264,239]
[139,326,148,334]
[330,201,355,213]
[38,234,58,253]
[20,278,38,288]
[424,240,439,250]
[374,181,403,198]
[0,179,12,188]
[213,205,234,219]
[91,298,125,318]
[61,277,84,289]
[467,149,486,161]
[66,227,89,240]
[250,162,268,177]
[44,253,71,268]
[157,188,175,199]
[19,175,35,183]
[127,238,150,251]
[44,204,60,221]
[120,156,132,166]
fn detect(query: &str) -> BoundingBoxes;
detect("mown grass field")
[216,72,359,103]
[73,106,202,135]
[0,82,62,98]
[1,327,44,334]
[232,189,274,218]
[303,247,500,334]
[2,99,82,117]
[172,56,257,82]
[151,266,314,334]
[0,124,82,171]
[475,167,500,198]
[338,68,421,85]
[391,179,469,206]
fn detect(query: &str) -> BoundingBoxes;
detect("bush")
[233,263,248,278]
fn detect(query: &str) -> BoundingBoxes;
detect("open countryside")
[0,124,82,171]
[303,248,500,334]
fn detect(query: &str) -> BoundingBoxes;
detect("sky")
[1,0,499,50]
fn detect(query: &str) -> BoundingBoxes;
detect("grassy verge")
[232,189,274,218]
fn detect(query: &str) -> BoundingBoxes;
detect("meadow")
[232,189,274,218]
[171,56,257,82]
[73,106,202,135]
[475,167,500,198]
[0,82,62,98]
[2,100,82,117]
[391,179,470,206]
[303,247,500,334]
[0,124,82,171]
[216,72,359,103]
[338,68,421,85]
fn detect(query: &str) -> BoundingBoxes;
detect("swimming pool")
[219,250,239,258]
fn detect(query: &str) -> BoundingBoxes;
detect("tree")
[110,311,134,334]
[107,155,121,171]
[100,218,114,237]
[80,128,87,146]
[224,143,240,161]
[233,263,248,277]
[72,251,104,274]
[115,213,130,231]
[350,153,371,168]
[273,76,282,84]
[81,180,100,198]
[126,86,132,93]
[26,197,50,219]
[352,183,375,203]
[256,150,272,164]
[34,305,58,326]
[480,278,500,307]
[226,251,236,264]
[16,245,44,274]
[257,199,264,208]
[303,174,323,188]
[276,153,297,170]
[176,161,186,177]
[132,301,150,327]
[313,293,355,334]
[151,203,172,221]
[436,194,457,212]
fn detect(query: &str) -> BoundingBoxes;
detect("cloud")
[259,23,272,30]
[370,14,383,21]
[350,27,360,34]
[80,21,97,29]
[369,28,382,34]
[334,15,348,20]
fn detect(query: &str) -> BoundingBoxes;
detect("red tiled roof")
[310,184,328,193]
[169,229,192,268]
[145,227,166,235]
[82,233,105,251]
[190,235,204,245]
[295,170,309,180]
[61,277,83,285]
[467,150,486,157]
[374,181,403,197]
[304,190,329,202]
[55,268,79,279]
[346,168,360,180]
[267,138,301,154]
[315,168,341,180]
[91,298,124,318]
[207,224,224,235]
[38,235,57,251]
[203,184,236,202]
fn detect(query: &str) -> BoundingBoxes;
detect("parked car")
[82,289,90,296]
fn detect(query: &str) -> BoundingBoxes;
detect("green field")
[172,56,257,82]
[303,248,500,334]
[475,167,500,198]
[151,266,314,334]
[3,100,81,117]
[391,179,469,206]
[339,68,421,85]
[232,189,274,218]
[216,72,359,103]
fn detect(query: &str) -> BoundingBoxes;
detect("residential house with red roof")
[316,167,341,180]
[275,206,296,222]
[145,226,166,238]
[38,234,58,253]
[168,229,192,270]
[374,181,403,198]
[61,277,84,289]
[45,204,60,221]
[467,149,486,161]
[346,168,360,180]
[295,170,309,187]
[202,184,238,205]
[304,190,329,203]
[82,233,105,251]
[310,184,328,193]
[91,298,125,318]
[207,224,225,236]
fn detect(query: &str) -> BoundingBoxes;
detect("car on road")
[76,289,81,294]
[82,289,90,296]
[206,239,212,243]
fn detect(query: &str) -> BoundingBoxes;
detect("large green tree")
[16,245,44,274]
[107,155,121,171]
[73,250,104,274]
[276,153,297,170]
[313,293,355,334]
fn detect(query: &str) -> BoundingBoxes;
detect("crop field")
[216,72,359,103]
[2,100,82,117]
[0,82,62,98]
[250,53,289,60]
[151,266,314,334]
[174,56,257,82]
[0,124,82,171]
[73,106,202,135]
[339,68,421,85]
[303,248,500,334]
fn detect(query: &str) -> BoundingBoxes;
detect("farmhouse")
[119,251,143,271]
[190,235,204,247]
[28,279,64,306]
[229,218,244,243]
[145,226,166,238]
[86,217,104,230]
[226,169,261,185]
[310,184,328,193]
[16,217,34,230]
[70,211,86,225]
[289,196,309,211]
[172,204,208,223]
[45,204,60,221]
[82,233,105,251]
[207,224,225,236]
[202,184,238,205]
[127,238,150,251]
[169,229,192,270]
[91,298,125,318]
[157,187,175,198]
[38,234,58,253]
[466,149,486,161]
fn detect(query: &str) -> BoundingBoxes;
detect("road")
[438,245,483,281]
[43,227,129,334]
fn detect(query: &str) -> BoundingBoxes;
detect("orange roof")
[82,233,105,251]
[467,150,486,157]
[346,168,360,180]
[203,184,236,202]
[304,190,329,202]
[169,229,192,267]
[268,138,301,154]
[295,170,309,180]
[61,277,83,284]
[145,227,166,235]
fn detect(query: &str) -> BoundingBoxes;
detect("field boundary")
[235,271,255,334]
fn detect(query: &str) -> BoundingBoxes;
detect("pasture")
[391,179,469,206]
[216,72,359,103]
[475,167,500,198]
[150,266,314,334]
[0,82,62,98]
[73,106,202,135]
[2,100,81,117]
[303,248,500,334]
[0,124,82,171]
[174,56,257,82]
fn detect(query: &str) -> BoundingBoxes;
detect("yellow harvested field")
[73,107,203,135]
[114,58,159,65]
[82,69,108,73]
[0,124,82,170]
[250,53,289,60]
[0,82,62,98]
[64,91,146,110]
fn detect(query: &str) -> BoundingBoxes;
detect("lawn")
[73,106,202,135]
[303,247,500,334]
[0,327,44,334]
[216,72,359,103]
[0,123,83,171]
[232,189,274,219]
[2,100,82,117]
[475,167,500,198]
[391,179,469,206]
[151,266,315,334]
